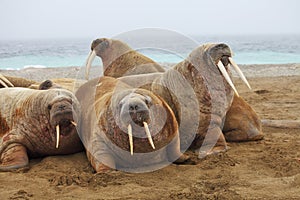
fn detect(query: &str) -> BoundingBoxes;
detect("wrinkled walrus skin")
[0,87,83,171]
[76,77,188,173]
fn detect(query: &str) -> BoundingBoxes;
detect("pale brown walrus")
[76,76,189,172]
[0,87,83,171]
[85,39,263,156]
[85,38,165,79]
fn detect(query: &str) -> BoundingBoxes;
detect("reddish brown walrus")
[102,43,263,157]
[76,76,188,172]
[0,87,83,171]
[163,43,263,155]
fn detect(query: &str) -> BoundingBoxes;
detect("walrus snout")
[120,94,151,127]
[49,100,78,148]
[220,56,230,68]
[128,100,150,126]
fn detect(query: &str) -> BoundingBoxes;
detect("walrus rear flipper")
[223,94,264,142]
[0,143,29,171]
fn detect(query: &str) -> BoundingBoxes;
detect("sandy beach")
[0,64,300,199]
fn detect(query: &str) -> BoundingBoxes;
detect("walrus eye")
[47,104,52,110]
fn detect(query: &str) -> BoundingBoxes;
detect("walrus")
[0,87,83,171]
[0,74,16,88]
[85,38,165,79]
[76,76,188,172]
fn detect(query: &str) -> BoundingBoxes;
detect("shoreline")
[0,63,299,82]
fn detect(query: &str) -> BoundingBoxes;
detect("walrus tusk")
[56,125,60,148]
[71,121,77,126]
[217,60,239,97]
[0,74,14,87]
[143,122,155,149]
[0,79,8,88]
[128,124,133,155]
[228,57,251,90]
[85,50,96,80]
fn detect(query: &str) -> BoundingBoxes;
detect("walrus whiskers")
[217,60,239,97]
[0,74,14,87]
[143,122,155,149]
[85,50,96,80]
[128,124,133,155]
[228,57,251,90]
[56,125,60,148]
[71,121,77,126]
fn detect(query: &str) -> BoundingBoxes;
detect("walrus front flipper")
[167,134,190,164]
[197,125,228,159]
[223,95,264,142]
[0,143,29,171]
[86,150,116,173]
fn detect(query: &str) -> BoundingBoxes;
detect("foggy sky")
[0,0,299,40]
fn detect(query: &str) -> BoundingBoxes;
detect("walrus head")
[39,80,57,90]
[119,92,153,154]
[46,90,80,150]
[108,88,177,155]
[188,43,251,97]
[85,38,132,79]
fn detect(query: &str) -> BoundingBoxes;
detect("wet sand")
[0,64,300,199]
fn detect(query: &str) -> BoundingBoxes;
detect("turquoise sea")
[0,34,299,70]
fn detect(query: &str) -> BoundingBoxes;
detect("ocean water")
[0,34,299,70]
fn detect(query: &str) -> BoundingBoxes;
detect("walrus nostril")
[129,105,135,111]
[129,104,142,112]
